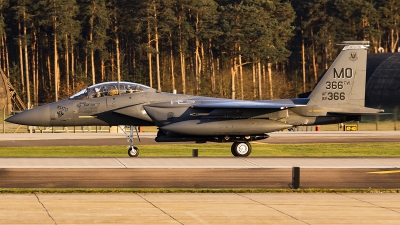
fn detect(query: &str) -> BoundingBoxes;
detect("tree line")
[0,0,399,107]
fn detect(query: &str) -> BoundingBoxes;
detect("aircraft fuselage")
[5,42,385,157]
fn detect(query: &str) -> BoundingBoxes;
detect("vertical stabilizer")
[308,41,369,108]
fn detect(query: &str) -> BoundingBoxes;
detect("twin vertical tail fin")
[308,41,369,108]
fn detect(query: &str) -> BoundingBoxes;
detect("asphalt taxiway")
[1,157,400,188]
[1,167,400,189]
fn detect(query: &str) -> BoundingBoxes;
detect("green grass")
[1,142,400,157]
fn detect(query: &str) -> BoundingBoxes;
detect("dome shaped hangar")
[366,53,400,108]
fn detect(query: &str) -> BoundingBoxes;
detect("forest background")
[0,0,399,107]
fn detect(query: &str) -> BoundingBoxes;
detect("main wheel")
[231,144,238,156]
[231,142,251,157]
[128,146,139,157]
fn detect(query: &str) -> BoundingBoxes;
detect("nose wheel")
[128,146,139,157]
[231,142,251,157]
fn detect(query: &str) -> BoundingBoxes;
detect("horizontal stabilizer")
[329,112,389,116]
[328,109,386,116]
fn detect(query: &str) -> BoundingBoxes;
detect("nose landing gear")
[119,125,140,157]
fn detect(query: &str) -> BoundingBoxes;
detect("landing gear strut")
[231,142,252,157]
[119,125,140,157]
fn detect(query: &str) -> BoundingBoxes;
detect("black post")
[192,149,198,157]
[292,167,300,189]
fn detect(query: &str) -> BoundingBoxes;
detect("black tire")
[231,144,238,156]
[231,142,251,157]
[128,146,139,157]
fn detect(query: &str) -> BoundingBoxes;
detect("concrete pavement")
[1,193,400,225]
[0,157,399,169]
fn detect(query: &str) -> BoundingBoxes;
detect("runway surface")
[0,157,400,189]
[1,168,400,189]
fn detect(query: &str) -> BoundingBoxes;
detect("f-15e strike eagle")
[6,41,384,157]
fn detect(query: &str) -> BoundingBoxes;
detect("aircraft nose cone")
[5,105,50,126]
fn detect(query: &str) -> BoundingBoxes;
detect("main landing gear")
[231,142,252,157]
[119,125,140,157]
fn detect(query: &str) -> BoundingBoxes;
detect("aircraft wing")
[144,99,299,123]
[191,101,296,109]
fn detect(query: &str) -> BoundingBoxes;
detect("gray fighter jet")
[6,41,384,157]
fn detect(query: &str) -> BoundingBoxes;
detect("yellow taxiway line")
[368,170,400,174]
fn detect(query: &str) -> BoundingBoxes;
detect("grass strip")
[1,142,400,157]
[1,188,399,194]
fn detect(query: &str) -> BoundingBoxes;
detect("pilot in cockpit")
[126,85,133,94]
[94,88,101,98]
[100,86,108,96]
[109,85,118,96]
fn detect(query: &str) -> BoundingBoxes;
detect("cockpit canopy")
[69,81,152,100]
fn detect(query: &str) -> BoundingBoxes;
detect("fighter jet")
[6,41,384,157]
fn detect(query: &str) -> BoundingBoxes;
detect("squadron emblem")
[349,52,358,61]
[57,111,64,118]
[167,112,175,121]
